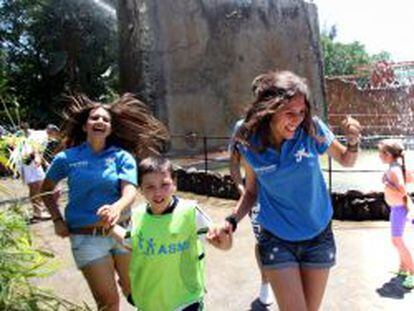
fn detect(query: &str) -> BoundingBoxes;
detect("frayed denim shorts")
[258,223,336,270]
[69,234,130,269]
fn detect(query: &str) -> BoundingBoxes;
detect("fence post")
[203,136,208,173]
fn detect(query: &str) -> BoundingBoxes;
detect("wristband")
[225,214,238,232]
[347,142,359,153]
[52,216,63,223]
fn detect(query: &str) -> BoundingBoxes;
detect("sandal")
[402,275,414,289]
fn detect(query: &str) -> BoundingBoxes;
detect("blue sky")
[312,0,414,62]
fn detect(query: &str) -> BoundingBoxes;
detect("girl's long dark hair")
[235,70,316,152]
[61,93,169,158]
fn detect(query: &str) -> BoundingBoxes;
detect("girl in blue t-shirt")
[221,70,361,310]
[41,93,168,310]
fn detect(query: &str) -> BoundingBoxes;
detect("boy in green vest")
[99,156,232,311]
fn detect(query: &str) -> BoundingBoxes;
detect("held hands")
[206,225,233,250]
[97,204,120,229]
[341,115,362,146]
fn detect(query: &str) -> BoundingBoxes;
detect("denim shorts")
[69,234,130,269]
[258,223,336,270]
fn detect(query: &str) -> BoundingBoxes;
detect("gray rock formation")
[118,0,325,151]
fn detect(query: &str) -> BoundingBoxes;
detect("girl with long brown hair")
[222,70,361,310]
[41,93,168,311]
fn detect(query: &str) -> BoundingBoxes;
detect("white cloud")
[313,0,414,61]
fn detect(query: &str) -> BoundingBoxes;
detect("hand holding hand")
[97,204,120,229]
[341,115,361,145]
[206,225,233,250]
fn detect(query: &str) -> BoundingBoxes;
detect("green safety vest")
[129,200,205,311]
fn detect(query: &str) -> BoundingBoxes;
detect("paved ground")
[2,178,414,310]
[27,193,414,311]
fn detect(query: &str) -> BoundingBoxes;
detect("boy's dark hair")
[138,156,175,185]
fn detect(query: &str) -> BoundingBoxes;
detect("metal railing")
[168,132,414,195]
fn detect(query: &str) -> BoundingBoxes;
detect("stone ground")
[2,178,414,310]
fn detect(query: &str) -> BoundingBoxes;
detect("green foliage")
[320,26,392,76]
[0,0,119,127]
[0,205,91,310]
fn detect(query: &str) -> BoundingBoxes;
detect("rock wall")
[326,78,414,136]
[176,168,393,221]
[118,0,325,151]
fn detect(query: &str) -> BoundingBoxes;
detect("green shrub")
[0,204,91,311]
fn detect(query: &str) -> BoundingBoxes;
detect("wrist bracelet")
[225,214,238,232]
[52,216,63,223]
[347,142,359,153]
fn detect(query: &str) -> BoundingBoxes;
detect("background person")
[43,124,61,169]
[20,122,50,221]
[42,124,62,203]
[222,70,361,311]
[228,118,274,307]
[41,93,169,311]
[378,139,414,289]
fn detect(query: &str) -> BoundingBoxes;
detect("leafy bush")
[0,204,90,310]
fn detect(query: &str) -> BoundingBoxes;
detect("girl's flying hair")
[61,93,169,158]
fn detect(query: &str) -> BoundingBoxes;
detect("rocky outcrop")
[118,0,325,151]
[326,77,414,136]
[176,168,394,220]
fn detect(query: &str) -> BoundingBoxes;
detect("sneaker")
[259,283,274,306]
[402,275,414,289]
[395,270,410,277]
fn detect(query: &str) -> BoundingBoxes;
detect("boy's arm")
[195,206,212,241]
[107,224,133,251]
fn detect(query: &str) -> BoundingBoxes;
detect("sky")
[312,0,414,62]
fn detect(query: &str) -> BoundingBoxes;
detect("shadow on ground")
[376,275,412,299]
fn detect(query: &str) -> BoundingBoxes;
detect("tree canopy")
[0,3,393,128]
[0,0,118,127]
[320,25,392,76]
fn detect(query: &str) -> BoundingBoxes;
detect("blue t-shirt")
[46,143,137,228]
[239,117,335,241]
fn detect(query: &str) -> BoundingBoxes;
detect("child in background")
[228,118,274,306]
[99,156,232,311]
[379,139,414,288]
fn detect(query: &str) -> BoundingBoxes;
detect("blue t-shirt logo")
[69,160,88,168]
[294,144,313,163]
